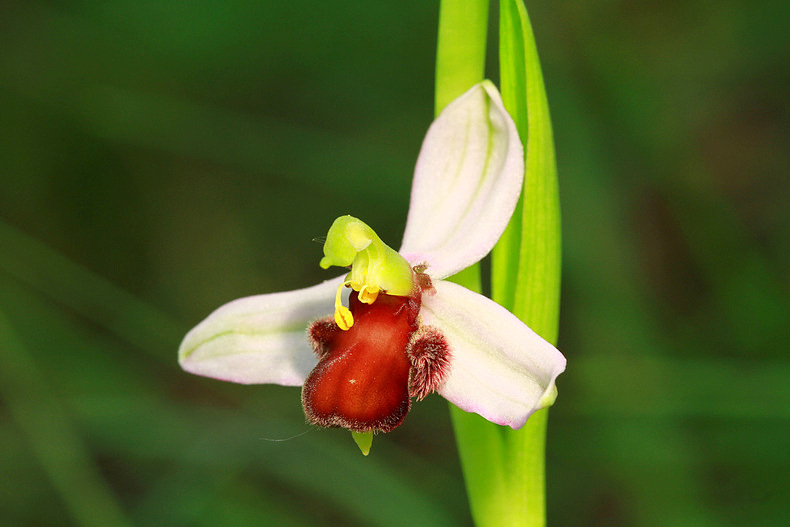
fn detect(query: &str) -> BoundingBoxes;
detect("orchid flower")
[178,81,566,454]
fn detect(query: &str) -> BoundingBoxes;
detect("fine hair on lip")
[259,429,312,442]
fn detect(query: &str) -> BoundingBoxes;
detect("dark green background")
[1,1,788,526]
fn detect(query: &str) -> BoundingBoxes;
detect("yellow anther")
[358,285,379,304]
[335,306,353,331]
[334,282,354,330]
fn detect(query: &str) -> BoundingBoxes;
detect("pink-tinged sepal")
[399,81,524,279]
[419,281,566,430]
[178,277,345,386]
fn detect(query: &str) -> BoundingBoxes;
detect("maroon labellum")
[302,284,451,433]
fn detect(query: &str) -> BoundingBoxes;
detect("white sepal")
[178,277,344,386]
[399,81,524,279]
[420,280,566,429]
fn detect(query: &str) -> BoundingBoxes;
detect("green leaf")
[493,0,561,343]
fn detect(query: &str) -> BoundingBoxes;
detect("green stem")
[434,0,489,116]
[436,1,560,526]
[436,1,510,526]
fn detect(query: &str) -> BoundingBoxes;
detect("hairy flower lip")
[302,291,420,433]
[178,81,567,432]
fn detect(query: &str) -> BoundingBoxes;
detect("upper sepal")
[399,81,524,279]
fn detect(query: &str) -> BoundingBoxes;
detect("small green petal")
[351,431,373,456]
[321,215,414,297]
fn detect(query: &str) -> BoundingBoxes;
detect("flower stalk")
[436,1,561,526]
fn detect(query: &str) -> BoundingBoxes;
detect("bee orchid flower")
[178,81,566,454]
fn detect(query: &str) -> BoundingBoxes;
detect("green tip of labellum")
[538,384,559,409]
[352,431,373,456]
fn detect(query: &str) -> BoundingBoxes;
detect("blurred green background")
[1,1,788,526]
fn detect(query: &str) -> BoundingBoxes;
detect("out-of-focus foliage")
[1,1,788,526]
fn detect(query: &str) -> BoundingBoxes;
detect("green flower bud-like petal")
[320,216,414,329]
[321,215,414,297]
[352,431,373,456]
